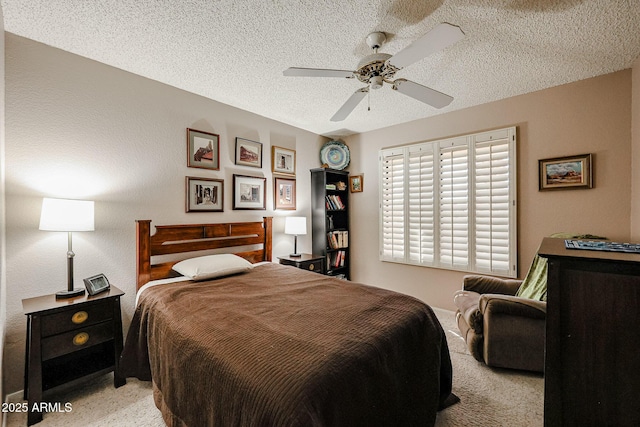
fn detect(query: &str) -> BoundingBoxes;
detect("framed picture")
[349,175,363,193]
[186,177,224,212]
[187,128,220,170]
[235,137,262,168]
[272,146,296,175]
[233,174,266,210]
[274,177,296,210]
[539,153,593,191]
[83,273,110,296]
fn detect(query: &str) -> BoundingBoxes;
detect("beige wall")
[2,34,326,394]
[0,4,6,401]
[346,70,633,310]
[631,55,640,240]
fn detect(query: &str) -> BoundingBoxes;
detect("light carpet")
[5,308,543,426]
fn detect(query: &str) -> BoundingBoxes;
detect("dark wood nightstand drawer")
[278,254,325,274]
[296,259,323,272]
[40,299,113,337]
[41,320,114,361]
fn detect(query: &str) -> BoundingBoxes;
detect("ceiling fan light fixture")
[370,75,384,90]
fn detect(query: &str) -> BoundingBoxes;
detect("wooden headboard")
[136,217,273,290]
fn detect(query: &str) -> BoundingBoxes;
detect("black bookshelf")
[311,168,350,279]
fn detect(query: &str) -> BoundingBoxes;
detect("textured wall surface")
[3,34,326,394]
[347,69,634,311]
[0,1,7,401]
[631,56,640,240]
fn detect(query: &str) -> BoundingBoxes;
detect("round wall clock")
[320,140,350,170]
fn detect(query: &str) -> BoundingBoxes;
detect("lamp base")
[289,253,302,257]
[55,288,85,299]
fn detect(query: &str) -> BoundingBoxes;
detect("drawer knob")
[309,263,315,271]
[73,332,90,346]
[72,311,89,324]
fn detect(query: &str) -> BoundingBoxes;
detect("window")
[379,127,517,277]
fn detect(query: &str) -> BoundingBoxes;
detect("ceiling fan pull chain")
[368,89,371,111]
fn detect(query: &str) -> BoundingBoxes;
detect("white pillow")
[172,254,253,281]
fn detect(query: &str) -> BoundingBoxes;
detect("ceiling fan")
[283,23,465,122]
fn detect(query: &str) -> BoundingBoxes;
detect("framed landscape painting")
[349,175,363,193]
[539,153,592,191]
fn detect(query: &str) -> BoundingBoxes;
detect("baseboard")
[431,306,456,315]
[3,390,25,427]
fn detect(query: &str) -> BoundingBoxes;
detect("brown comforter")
[120,263,453,426]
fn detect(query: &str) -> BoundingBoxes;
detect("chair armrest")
[463,275,523,296]
[453,290,483,333]
[479,294,546,319]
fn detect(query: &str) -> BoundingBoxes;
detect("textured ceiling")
[2,0,640,137]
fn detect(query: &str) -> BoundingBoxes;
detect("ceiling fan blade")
[283,67,354,78]
[392,79,453,109]
[387,23,464,69]
[330,88,369,122]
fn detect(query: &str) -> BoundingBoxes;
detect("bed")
[120,217,455,426]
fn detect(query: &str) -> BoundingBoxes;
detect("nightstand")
[278,254,325,274]
[22,286,126,425]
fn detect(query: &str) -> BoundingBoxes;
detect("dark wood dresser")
[538,238,640,426]
[22,286,126,425]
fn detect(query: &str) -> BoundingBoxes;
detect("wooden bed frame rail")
[136,217,273,289]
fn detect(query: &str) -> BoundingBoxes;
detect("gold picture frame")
[539,153,592,191]
[272,146,296,175]
[349,175,363,193]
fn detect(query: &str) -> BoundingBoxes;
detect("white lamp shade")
[284,216,307,235]
[39,198,95,232]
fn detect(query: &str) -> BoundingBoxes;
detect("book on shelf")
[325,184,337,190]
[324,195,345,210]
[327,230,348,249]
[326,250,347,269]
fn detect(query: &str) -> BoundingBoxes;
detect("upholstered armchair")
[453,256,547,372]
[454,234,607,372]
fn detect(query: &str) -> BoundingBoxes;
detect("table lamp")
[284,216,306,257]
[39,198,95,299]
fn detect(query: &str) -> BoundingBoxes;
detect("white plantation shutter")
[380,149,405,261]
[473,130,515,275]
[408,145,435,264]
[379,127,517,277]
[439,140,469,269]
